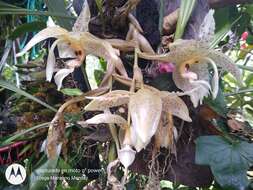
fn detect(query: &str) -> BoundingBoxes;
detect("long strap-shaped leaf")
[174,0,197,39]
[1,122,50,146]
[0,80,57,112]
[209,16,241,49]
[0,1,75,19]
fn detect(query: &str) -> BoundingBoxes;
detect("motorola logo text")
[5,163,27,185]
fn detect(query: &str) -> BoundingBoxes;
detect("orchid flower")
[138,10,242,107]
[84,77,191,152]
[17,0,127,90]
[78,50,191,171]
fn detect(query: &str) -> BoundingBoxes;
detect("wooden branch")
[209,0,253,9]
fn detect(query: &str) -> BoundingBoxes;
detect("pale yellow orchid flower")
[17,0,127,90]
[84,78,191,153]
[137,10,242,107]
[138,39,242,107]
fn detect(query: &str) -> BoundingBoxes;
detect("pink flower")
[241,31,248,41]
[158,62,175,73]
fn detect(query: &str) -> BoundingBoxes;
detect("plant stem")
[81,63,91,91]
[0,9,75,19]
[238,65,253,72]
[225,88,253,97]
[159,0,164,34]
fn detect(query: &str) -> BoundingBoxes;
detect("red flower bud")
[241,31,248,41]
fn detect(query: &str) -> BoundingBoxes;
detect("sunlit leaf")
[174,0,197,39]
[61,88,83,96]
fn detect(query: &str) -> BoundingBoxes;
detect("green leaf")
[246,35,253,45]
[225,88,253,97]
[94,69,104,85]
[196,136,253,189]
[29,157,60,190]
[0,1,75,19]
[209,23,231,49]
[9,21,46,40]
[245,74,253,86]
[99,58,107,71]
[0,122,49,146]
[44,0,73,30]
[204,88,228,117]
[174,0,197,39]
[245,4,253,16]
[238,65,253,72]
[61,88,83,96]
[95,0,103,13]
[210,7,241,48]
[210,18,241,49]
[57,158,87,188]
[0,80,57,112]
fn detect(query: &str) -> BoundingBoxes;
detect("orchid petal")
[137,33,155,54]
[198,9,215,43]
[129,89,162,143]
[173,64,211,107]
[155,123,172,149]
[47,16,56,27]
[118,145,136,168]
[128,13,143,33]
[160,92,192,122]
[46,39,62,81]
[134,138,150,152]
[120,124,152,152]
[202,57,219,99]
[17,26,68,57]
[113,57,128,77]
[54,68,74,90]
[208,50,243,85]
[85,90,132,111]
[189,82,211,107]
[72,0,91,32]
[80,113,127,128]
[81,33,128,78]
[57,41,76,58]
